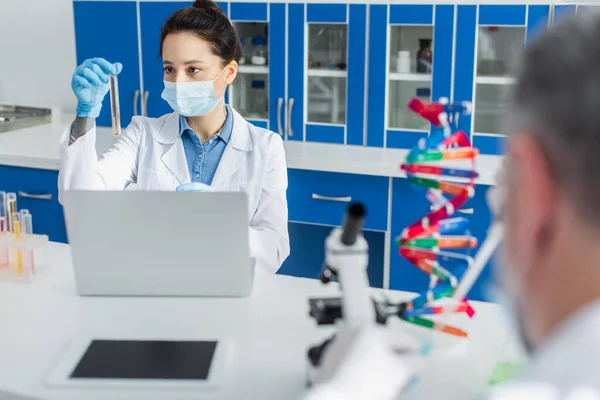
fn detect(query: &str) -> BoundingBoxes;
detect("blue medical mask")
[161,67,227,117]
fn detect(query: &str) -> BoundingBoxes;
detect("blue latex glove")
[176,183,216,192]
[72,58,123,118]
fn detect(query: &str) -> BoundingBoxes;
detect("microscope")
[305,202,504,399]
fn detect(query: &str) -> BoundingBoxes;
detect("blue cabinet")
[389,178,431,293]
[227,2,286,131]
[389,179,493,301]
[280,222,385,288]
[288,3,367,145]
[0,166,67,243]
[287,169,389,232]
[73,1,141,128]
[455,4,550,155]
[282,169,388,287]
[464,184,494,301]
[367,4,455,149]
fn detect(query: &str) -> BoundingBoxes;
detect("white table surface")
[0,242,520,400]
[0,118,503,185]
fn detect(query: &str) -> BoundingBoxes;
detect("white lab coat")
[58,108,290,273]
[489,298,600,399]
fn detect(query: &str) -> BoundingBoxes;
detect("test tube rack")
[0,232,49,283]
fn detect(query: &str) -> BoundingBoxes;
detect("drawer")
[0,165,67,243]
[287,169,389,231]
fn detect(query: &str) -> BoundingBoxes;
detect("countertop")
[0,242,521,400]
[0,119,503,184]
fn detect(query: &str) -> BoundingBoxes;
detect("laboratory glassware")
[109,73,121,136]
[251,37,267,65]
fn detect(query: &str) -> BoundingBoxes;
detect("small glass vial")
[251,37,268,66]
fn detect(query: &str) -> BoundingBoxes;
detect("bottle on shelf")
[251,80,267,119]
[416,39,433,74]
[251,37,268,66]
[396,51,411,74]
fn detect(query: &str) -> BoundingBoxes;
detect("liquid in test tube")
[109,73,121,136]
[0,191,8,268]
[11,212,22,274]
[6,192,16,233]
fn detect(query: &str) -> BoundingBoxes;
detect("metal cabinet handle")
[288,98,295,137]
[143,91,149,117]
[277,98,283,136]
[133,90,140,116]
[430,205,474,215]
[18,191,52,200]
[312,193,352,203]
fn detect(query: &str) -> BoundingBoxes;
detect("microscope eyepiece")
[341,203,367,246]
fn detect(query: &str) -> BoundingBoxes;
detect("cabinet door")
[73,1,141,128]
[287,3,367,145]
[228,1,286,132]
[140,1,228,119]
[454,4,550,155]
[390,179,494,301]
[280,223,385,288]
[464,184,494,302]
[389,178,431,293]
[0,166,67,243]
[367,4,454,149]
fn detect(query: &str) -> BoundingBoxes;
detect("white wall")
[0,0,77,113]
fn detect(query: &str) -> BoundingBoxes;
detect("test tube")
[0,191,7,268]
[11,212,22,274]
[0,191,6,232]
[20,212,33,274]
[20,210,32,234]
[109,73,121,136]
[6,192,16,233]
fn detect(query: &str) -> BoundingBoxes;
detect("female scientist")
[59,0,289,273]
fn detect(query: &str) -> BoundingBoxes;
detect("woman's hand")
[72,58,122,118]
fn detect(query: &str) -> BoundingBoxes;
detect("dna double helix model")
[396,97,480,338]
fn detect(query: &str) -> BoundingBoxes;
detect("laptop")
[62,191,254,297]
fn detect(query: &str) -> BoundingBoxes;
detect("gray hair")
[511,11,600,223]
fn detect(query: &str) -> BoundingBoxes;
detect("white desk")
[0,243,517,400]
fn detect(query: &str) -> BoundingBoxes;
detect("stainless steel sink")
[0,105,52,133]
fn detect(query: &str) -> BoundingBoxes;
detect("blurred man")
[489,9,600,397]
[305,11,600,400]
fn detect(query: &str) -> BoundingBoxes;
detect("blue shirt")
[180,107,233,185]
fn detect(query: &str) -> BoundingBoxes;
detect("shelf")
[307,68,347,78]
[389,73,432,82]
[476,76,516,85]
[238,65,269,74]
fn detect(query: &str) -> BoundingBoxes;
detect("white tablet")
[47,337,233,389]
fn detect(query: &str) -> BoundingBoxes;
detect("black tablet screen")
[70,340,217,380]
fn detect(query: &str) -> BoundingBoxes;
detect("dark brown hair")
[160,0,242,65]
